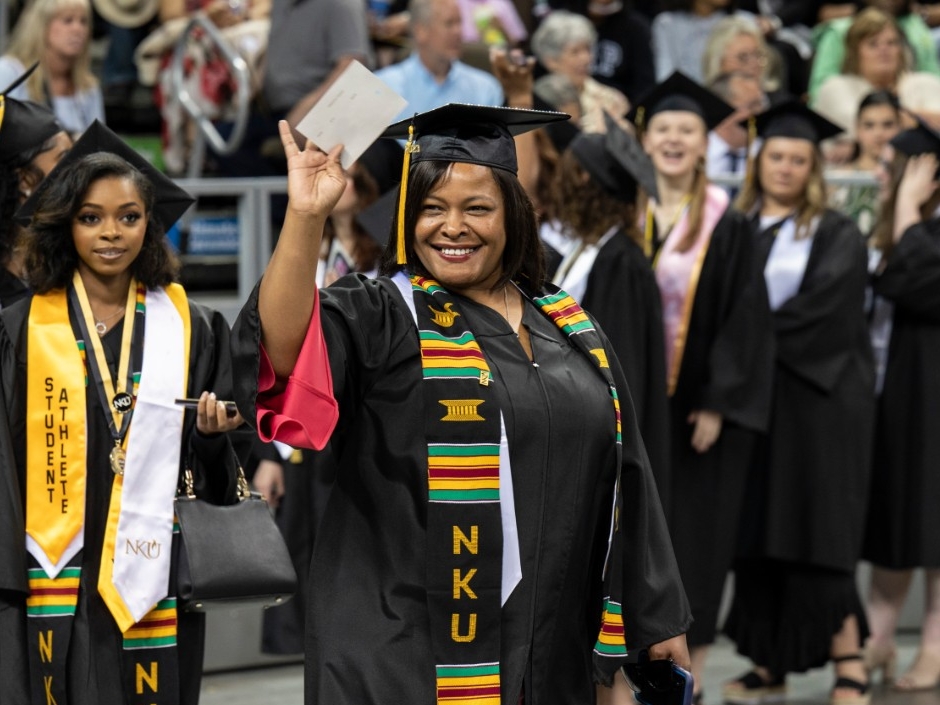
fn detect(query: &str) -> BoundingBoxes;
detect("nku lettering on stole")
[452,525,478,642]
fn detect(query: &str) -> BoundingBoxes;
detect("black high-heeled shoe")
[831,654,870,705]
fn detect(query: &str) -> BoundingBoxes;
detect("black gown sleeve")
[874,220,940,323]
[765,211,870,393]
[598,324,692,651]
[697,211,775,432]
[0,311,27,595]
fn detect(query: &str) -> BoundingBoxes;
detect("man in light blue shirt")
[376,0,504,119]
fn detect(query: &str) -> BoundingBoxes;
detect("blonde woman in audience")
[701,15,783,96]
[0,0,104,137]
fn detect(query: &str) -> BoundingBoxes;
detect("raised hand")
[278,120,348,219]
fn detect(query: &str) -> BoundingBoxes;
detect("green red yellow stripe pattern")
[593,598,627,657]
[419,330,490,380]
[27,567,81,617]
[122,597,178,649]
[428,443,500,503]
[533,291,594,336]
[436,662,501,704]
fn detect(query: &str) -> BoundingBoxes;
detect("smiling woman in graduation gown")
[0,123,239,705]
[231,105,692,705]
[621,73,775,698]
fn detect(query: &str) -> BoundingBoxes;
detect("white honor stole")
[110,288,187,625]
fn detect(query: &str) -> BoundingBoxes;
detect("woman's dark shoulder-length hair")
[378,160,546,291]
[25,152,180,294]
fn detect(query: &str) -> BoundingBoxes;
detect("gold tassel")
[396,124,417,266]
[634,106,645,136]
[742,116,757,194]
[0,97,6,133]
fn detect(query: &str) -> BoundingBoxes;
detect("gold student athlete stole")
[24,278,190,705]
[410,275,627,704]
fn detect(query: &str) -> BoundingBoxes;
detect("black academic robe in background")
[231,275,691,705]
[657,210,774,647]
[0,292,239,705]
[0,267,29,310]
[863,219,940,568]
[739,209,875,572]
[578,231,671,510]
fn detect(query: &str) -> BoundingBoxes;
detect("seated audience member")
[211,0,372,177]
[534,72,582,120]
[702,15,786,100]
[376,0,504,119]
[651,0,754,84]
[0,0,104,137]
[579,0,656,104]
[531,10,629,132]
[456,0,528,47]
[706,71,769,195]
[809,0,940,102]
[812,8,940,156]
[828,89,901,236]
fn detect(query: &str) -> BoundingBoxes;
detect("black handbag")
[175,461,298,611]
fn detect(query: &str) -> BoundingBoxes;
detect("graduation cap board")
[15,120,195,230]
[0,62,64,164]
[355,187,398,248]
[380,103,571,264]
[890,113,940,156]
[627,71,735,133]
[746,99,843,143]
[569,112,658,203]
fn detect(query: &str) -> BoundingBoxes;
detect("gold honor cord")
[72,272,137,471]
[644,194,691,262]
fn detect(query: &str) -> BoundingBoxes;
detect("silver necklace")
[95,306,125,335]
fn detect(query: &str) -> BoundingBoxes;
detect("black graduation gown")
[657,210,774,646]
[863,219,940,568]
[0,267,29,310]
[578,230,671,508]
[230,275,691,705]
[0,291,239,705]
[739,209,875,572]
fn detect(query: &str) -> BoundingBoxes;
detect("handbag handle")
[181,461,251,501]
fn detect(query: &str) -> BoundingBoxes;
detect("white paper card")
[294,60,408,169]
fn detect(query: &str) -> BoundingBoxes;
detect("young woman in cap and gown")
[549,116,670,516]
[230,104,693,705]
[0,121,243,705]
[859,121,940,691]
[722,102,876,705]
[628,71,775,704]
[0,68,72,309]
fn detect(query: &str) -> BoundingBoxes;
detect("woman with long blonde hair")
[0,0,104,137]
[628,71,774,705]
[723,101,876,705]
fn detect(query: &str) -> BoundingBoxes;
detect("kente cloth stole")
[24,281,189,705]
[529,288,628,676]
[653,185,729,396]
[411,276,628,704]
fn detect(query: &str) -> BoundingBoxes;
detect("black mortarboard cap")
[890,114,940,156]
[15,120,195,229]
[355,187,397,247]
[0,63,64,163]
[627,71,735,132]
[748,99,843,143]
[380,103,570,264]
[381,103,570,175]
[569,113,658,203]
